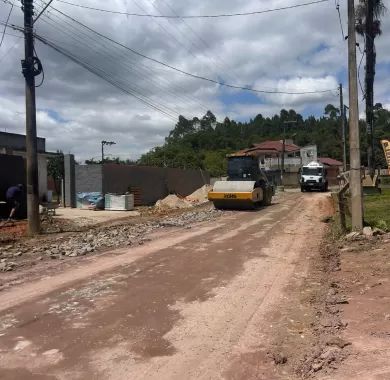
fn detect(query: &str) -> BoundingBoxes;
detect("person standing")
[6,184,24,221]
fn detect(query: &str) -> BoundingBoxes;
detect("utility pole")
[343,104,349,171]
[280,120,297,189]
[348,0,363,230]
[22,0,40,235]
[101,140,116,163]
[280,123,285,188]
[339,83,347,172]
[366,0,375,178]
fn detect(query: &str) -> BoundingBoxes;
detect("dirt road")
[0,192,331,379]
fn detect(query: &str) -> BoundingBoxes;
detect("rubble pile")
[0,208,221,270]
[155,194,193,210]
[186,185,212,204]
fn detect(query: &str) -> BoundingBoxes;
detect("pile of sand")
[155,194,193,210]
[186,184,212,204]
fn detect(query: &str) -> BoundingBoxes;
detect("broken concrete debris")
[155,184,212,210]
[0,208,221,269]
[186,184,212,204]
[155,194,193,210]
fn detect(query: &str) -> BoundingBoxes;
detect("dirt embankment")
[317,232,390,379]
[269,223,390,380]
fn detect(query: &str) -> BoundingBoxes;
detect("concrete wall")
[102,164,210,205]
[38,155,47,199]
[0,131,46,153]
[265,170,300,187]
[0,154,27,218]
[0,151,47,199]
[64,154,76,208]
[75,164,103,193]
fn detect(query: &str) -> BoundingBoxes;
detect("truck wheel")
[301,186,305,192]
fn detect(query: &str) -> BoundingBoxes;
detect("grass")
[364,189,390,231]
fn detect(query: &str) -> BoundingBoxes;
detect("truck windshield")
[228,157,257,180]
[302,167,323,176]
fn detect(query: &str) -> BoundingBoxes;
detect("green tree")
[324,104,340,120]
[47,151,64,201]
[356,0,387,172]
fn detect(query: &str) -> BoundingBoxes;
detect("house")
[0,131,49,199]
[318,157,343,168]
[231,140,318,172]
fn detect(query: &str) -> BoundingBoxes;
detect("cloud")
[0,0,389,161]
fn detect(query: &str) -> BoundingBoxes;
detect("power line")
[36,34,179,120]
[145,0,243,86]
[55,0,330,19]
[32,1,211,114]
[132,0,242,100]
[32,3,201,118]
[42,6,337,95]
[2,31,23,38]
[0,18,180,120]
[0,1,14,48]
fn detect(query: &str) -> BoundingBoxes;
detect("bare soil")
[0,192,388,379]
[317,233,390,380]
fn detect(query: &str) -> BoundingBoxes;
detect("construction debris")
[155,194,193,210]
[186,184,212,204]
[0,207,222,267]
[154,185,212,211]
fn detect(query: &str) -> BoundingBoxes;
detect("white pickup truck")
[300,161,328,192]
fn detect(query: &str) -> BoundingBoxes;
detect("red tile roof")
[318,157,343,167]
[229,140,300,157]
[253,140,301,153]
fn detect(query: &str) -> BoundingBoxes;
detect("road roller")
[208,154,274,209]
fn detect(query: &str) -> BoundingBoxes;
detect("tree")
[47,151,64,202]
[324,104,340,120]
[356,0,387,174]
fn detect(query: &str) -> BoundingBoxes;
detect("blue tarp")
[76,192,104,210]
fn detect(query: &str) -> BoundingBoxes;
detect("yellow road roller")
[208,154,274,209]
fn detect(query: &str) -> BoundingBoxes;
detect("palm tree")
[355,0,386,176]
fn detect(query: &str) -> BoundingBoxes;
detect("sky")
[0,0,389,162]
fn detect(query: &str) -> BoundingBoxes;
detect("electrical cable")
[55,0,330,19]
[31,7,182,119]
[33,45,45,87]
[33,2,210,115]
[2,31,23,38]
[43,6,338,95]
[33,0,211,111]
[132,0,242,103]
[130,0,199,61]
[144,0,243,87]
[0,1,14,48]
[5,15,181,120]
[35,35,178,120]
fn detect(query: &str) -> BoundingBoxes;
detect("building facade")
[0,131,48,199]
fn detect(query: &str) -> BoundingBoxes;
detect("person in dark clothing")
[6,184,23,221]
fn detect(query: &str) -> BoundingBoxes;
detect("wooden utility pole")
[22,0,40,235]
[339,83,347,172]
[348,0,363,230]
[366,0,375,178]
[280,120,297,189]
